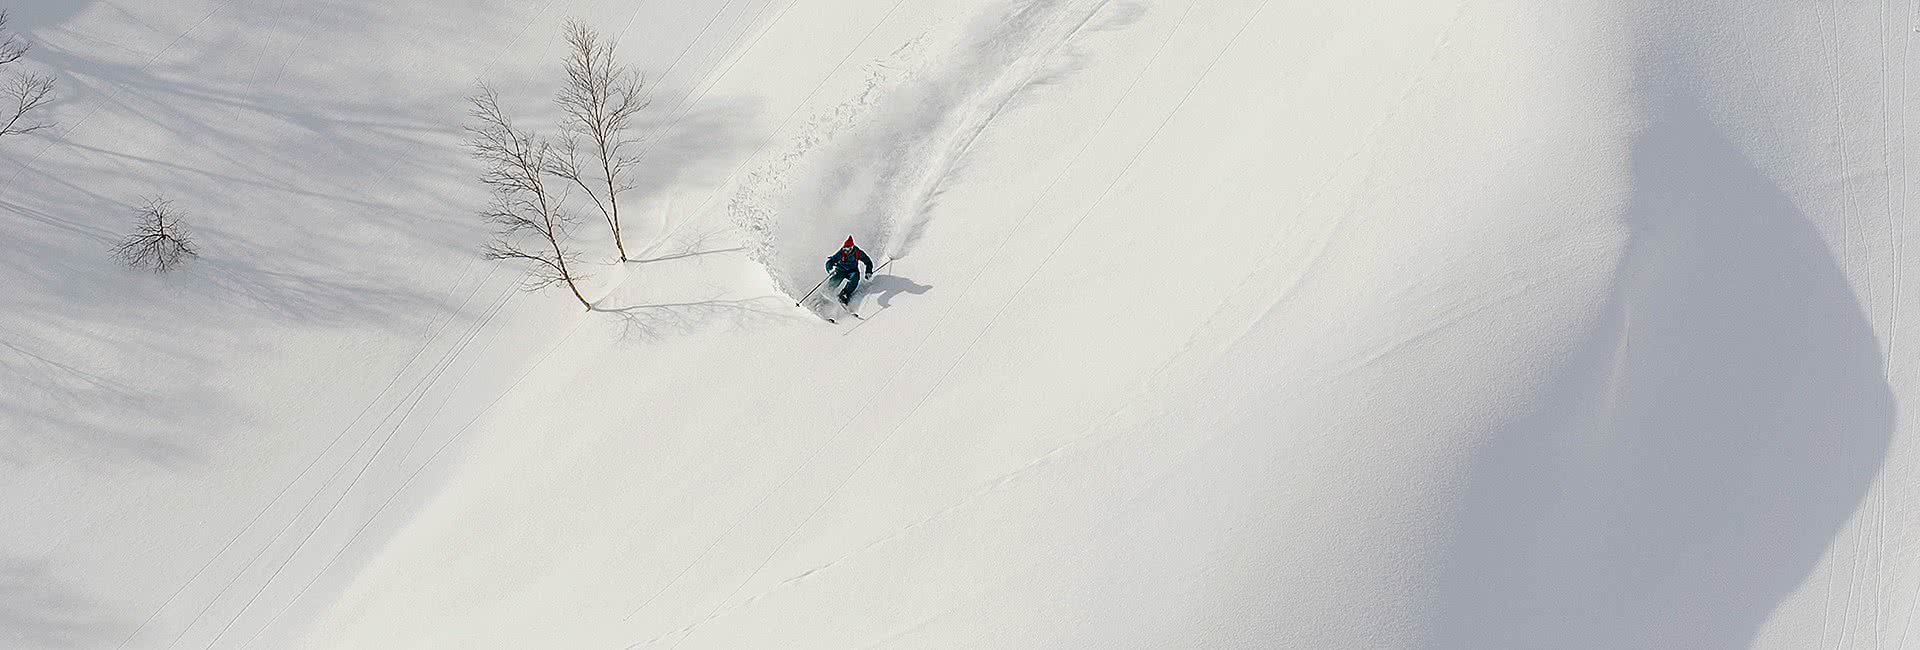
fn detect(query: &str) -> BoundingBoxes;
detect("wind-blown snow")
[1,0,1916,648]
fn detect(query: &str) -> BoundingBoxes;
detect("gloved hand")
[864,272,872,280]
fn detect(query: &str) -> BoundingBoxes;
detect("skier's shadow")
[860,274,932,310]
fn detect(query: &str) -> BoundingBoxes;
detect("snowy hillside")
[2,0,1916,648]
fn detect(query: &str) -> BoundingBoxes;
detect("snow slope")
[2,0,1916,648]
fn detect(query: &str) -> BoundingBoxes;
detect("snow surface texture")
[1,0,1916,648]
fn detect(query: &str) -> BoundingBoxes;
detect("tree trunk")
[553,244,591,310]
[610,217,627,262]
[602,150,627,262]
[566,275,592,310]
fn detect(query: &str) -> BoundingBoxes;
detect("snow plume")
[731,0,1118,296]
[730,46,922,295]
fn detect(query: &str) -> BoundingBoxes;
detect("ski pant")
[829,271,860,304]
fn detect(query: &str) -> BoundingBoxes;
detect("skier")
[824,235,874,307]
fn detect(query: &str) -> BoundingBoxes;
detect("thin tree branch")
[0,12,26,67]
[556,21,649,262]
[467,83,592,308]
[114,197,197,272]
[1,73,55,137]
[0,12,54,138]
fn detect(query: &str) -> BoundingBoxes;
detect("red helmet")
[843,236,856,248]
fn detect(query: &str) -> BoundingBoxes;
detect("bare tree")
[0,11,54,138]
[551,21,648,262]
[114,197,198,272]
[467,86,592,310]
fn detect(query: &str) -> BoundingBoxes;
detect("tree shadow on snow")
[1434,97,1894,647]
[0,1,512,470]
[598,296,803,342]
[628,246,747,266]
[0,556,129,649]
[0,0,761,469]
[0,0,92,35]
[0,339,200,467]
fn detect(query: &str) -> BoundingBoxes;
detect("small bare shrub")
[114,198,198,272]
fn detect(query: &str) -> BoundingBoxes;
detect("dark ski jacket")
[826,246,874,278]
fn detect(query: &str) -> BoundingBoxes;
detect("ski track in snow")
[732,0,1118,298]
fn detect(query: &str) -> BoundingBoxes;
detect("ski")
[818,309,860,324]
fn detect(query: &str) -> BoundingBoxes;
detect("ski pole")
[796,275,831,306]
